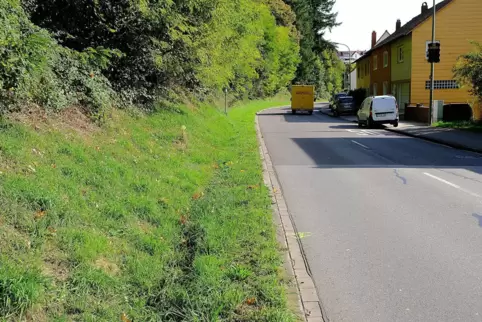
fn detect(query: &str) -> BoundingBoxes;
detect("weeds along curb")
[255,108,326,322]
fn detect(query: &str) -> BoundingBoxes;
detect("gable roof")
[354,0,454,63]
[375,30,391,46]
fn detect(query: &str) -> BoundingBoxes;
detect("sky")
[324,0,445,52]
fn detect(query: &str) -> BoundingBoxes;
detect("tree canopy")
[454,41,482,101]
[0,0,342,112]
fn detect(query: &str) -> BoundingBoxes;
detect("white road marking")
[424,172,461,188]
[346,129,383,136]
[351,140,370,149]
[424,172,482,199]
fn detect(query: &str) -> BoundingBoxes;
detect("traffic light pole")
[429,0,436,125]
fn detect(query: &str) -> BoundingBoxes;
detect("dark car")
[329,92,348,110]
[333,96,356,116]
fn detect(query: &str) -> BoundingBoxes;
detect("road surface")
[258,105,482,322]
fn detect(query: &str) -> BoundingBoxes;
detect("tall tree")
[284,0,338,97]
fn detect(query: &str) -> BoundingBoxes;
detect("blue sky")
[324,0,445,51]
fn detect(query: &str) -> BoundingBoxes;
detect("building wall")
[411,0,482,106]
[350,69,357,90]
[356,57,371,90]
[391,35,412,83]
[370,44,391,95]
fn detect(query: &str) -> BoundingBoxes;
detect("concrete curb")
[319,108,482,154]
[255,111,326,322]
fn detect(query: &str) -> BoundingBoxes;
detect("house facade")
[411,0,482,106]
[370,43,391,96]
[356,56,370,92]
[391,35,412,115]
[354,0,482,113]
[337,51,365,65]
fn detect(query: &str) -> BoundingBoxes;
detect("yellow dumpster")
[291,85,315,115]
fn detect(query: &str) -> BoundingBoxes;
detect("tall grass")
[0,98,296,321]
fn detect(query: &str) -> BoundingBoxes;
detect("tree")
[321,50,345,96]
[283,0,339,98]
[453,41,482,100]
[22,0,302,104]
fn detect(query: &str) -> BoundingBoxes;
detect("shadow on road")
[257,108,342,124]
[290,137,482,175]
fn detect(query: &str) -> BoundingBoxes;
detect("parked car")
[329,92,348,110]
[357,95,399,128]
[333,96,356,116]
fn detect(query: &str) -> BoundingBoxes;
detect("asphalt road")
[258,104,482,322]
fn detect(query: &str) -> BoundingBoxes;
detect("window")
[383,51,389,68]
[373,55,378,70]
[425,40,440,60]
[398,46,404,63]
[425,80,459,90]
[373,83,378,96]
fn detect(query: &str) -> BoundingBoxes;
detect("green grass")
[433,120,482,132]
[0,98,297,321]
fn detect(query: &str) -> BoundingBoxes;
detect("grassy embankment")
[0,99,297,321]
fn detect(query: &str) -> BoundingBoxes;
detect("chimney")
[421,2,429,14]
[396,19,401,31]
[371,31,377,48]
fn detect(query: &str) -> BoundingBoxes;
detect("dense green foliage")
[348,88,369,109]
[0,0,341,112]
[0,0,115,113]
[287,0,339,97]
[322,50,346,95]
[454,41,482,100]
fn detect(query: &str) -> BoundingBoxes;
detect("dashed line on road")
[351,140,370,149]
[423,172,482,199]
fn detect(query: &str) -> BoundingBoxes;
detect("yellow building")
[355,0,482,110]
[356,56,371,92]
[411,0,482,106]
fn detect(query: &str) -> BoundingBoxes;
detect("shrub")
[348,88,368,109]
[0,0,115,115]
[453,41,482,100]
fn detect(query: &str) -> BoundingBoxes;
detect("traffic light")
[427,42,440,63]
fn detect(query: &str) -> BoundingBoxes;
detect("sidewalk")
[319,107,482,153]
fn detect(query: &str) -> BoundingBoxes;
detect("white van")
[357,95,399,128]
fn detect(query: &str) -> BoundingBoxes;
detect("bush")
[454,41,482,101]
[348,88,368,109]
[0,0,115,115]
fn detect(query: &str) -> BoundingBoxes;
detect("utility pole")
[429,0,436,125]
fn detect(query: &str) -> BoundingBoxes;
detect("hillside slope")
[0,99,297,321]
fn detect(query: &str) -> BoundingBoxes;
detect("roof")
[354,0,454,63]
[375,30,391,46]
